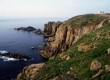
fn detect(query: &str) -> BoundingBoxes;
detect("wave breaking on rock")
[0,50,32,61]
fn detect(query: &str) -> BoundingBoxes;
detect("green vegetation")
[65,14,107,27]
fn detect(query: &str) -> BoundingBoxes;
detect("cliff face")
[41,14,109,58]
[35,21,110,80]
[44,21,62,36]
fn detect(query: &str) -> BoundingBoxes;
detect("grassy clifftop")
[65,14,107,27]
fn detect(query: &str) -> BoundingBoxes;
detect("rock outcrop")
[17,63,45,80]
[41,15,110,58]
[105,65,110,72]
[77,43,96,52]
[15,26,36,31]
[44,21,62,36]
[15,26,43,35]
[33,29,42,35]
[90,60,102,71]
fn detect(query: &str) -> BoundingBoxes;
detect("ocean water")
[0,18,67,80]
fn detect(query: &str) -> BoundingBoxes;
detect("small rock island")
[15,26,43,35]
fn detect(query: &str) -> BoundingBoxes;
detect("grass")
[65,14,107,27]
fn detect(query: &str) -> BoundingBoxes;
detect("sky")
[0,0,110,18]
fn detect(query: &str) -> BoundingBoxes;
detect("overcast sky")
[0,0,110,18]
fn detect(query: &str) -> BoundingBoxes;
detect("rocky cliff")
[17,14,110,80]
[41,14,110,58]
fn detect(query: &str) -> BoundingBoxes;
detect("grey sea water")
[0,17,67,80]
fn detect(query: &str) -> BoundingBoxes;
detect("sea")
[0,17,67,80]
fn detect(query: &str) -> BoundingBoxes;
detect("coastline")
[17,14,110,80]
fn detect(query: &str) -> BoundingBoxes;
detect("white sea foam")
[0,50,8,54]
[0,50,30,61]
[0,56,19,61]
